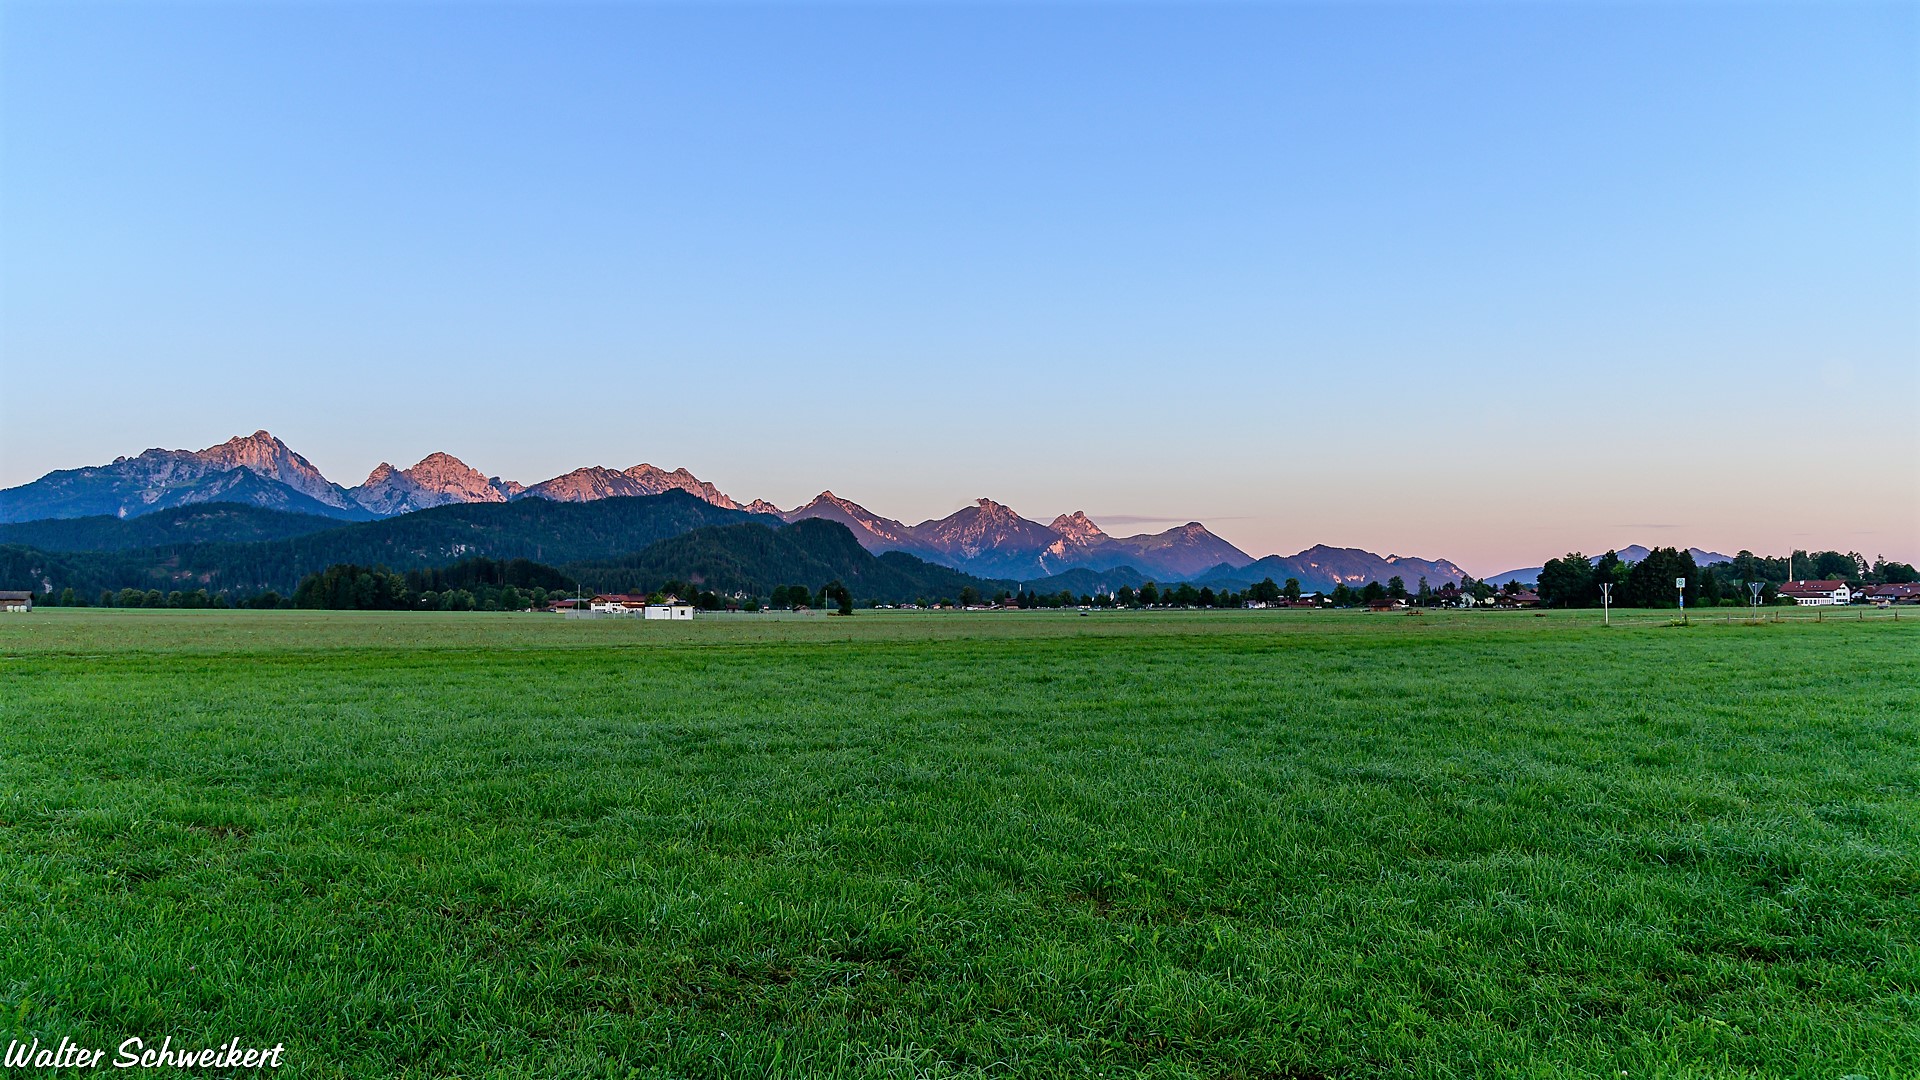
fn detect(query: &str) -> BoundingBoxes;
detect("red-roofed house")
[589,593,651,613]
[1862,582,1920,605]
[1778,580,1851,606]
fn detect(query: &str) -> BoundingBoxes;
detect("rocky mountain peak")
[521,462,741,510]
[193,431,351,509]
[792,491,848,513]
[214,430,290,462]
[971,498,1025,522]
[1048,511,1108,542]
[405,452,492,490]
[781,491,921,551]
[347,451,516,514]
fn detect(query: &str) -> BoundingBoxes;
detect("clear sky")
[2,1,1914,573]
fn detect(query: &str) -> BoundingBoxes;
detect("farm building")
[1861,582,1920,604]
[0,591,32,613]
[588,594,650,613]
[1777,580,1851,606]
[586,594,695,618]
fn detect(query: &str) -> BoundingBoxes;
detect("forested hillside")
[0,503,343,552]
[0,491,773,598]
[567,518,1010,603]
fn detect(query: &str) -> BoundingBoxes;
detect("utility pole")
[1599,582,1612,626]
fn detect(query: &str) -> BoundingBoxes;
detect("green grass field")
[1,609,1915,1078]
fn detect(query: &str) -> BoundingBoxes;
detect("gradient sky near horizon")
[2,2,1915,573]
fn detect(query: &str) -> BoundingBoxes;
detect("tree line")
[1535,548,1918,609]
[287,558,578,611]
[32,546,1917,614]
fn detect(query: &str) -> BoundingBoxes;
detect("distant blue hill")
[1019,565,1151,596]
[1184,544,1468,595]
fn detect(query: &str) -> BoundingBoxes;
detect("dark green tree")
[1591,551,1629,597]
[1537,553,1594,607]
[823,579,853,615]
[1623,547,1699,607]
[1872,557,1918,583]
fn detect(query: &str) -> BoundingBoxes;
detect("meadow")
[0,608,1914,1078]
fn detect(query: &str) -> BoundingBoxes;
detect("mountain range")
[0,491,773,598]
[0,431,1269,584]
[3,430,1737,593]
[1188,546,1474,594]
[0,433,378,523]
[0,491,1011,604]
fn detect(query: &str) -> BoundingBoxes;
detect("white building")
[644,602,695,620]
[589,593,649,614]
[1778,580,1851,606]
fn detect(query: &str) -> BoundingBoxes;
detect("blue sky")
[2,2,1914,571]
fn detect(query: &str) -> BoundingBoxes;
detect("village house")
[1861,582,1920,605]
[0,591,33,613]
[588,593,650,613]
[583,594,696,618]
[1777,580,1851,606]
